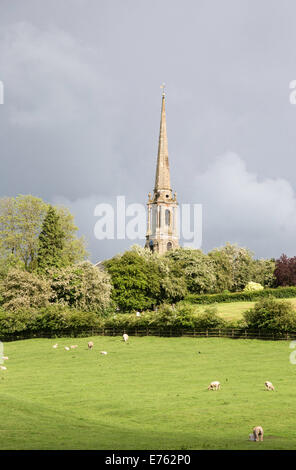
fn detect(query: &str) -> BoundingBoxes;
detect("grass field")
[1,335,296,450]
[198,297,296,322]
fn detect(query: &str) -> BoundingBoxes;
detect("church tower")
[145,88,179,254]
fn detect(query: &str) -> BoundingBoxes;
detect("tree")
[274,254,296,287]
[103,250,163,311]
[0,195,88,271]
[0,195,47,270]
[2,268,51,311]
[50,262,112,314]
[36,206,66,272]
[165,248,217,294]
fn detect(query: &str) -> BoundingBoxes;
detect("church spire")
[154,89,171,192]
[145,86,179,255]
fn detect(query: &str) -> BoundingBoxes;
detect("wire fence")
[1,327,296,342]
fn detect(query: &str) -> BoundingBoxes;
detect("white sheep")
[265,381,275,391]
[0,366,7,370]
[64,346,70,351]
[70,345,78,349]
[252,426,264,441]
[208,381,221,390]
[100,351,108,355]
[2,356,8,360]
[88,341,94,349]
[123,333,129,342]
[52,344,58,349]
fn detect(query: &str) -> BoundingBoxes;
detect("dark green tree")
[36,206,66,273]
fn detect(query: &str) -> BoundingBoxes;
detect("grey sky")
[0,0,296,261]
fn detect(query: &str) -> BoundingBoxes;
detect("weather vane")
[160,82,166,96]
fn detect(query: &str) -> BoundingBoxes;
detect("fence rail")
[1,327,296,342]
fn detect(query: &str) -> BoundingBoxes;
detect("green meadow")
[0,335,296,450]
[198,297,296,322]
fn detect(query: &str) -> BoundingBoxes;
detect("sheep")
[88,341,94,350]
[70,345,78,349]
[123,333,129,342]
[208,381,221,390]
[52,344,58,349]
[64,346,70,351]
[2,356,8,360]
[0,366,7,370]
[100,351,108,355]
[265,381,275,391]
[252,426,264,441]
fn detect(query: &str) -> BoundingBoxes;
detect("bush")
[243,297,296,332]
[2,269,51,311]
[0,305,104,336]
[243,281,264,292]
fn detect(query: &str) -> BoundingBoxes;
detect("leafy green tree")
[0,195,47,270]
[165,248,216,294]
[50,262,112,314]
[37,206,66,272]
[2,268,51,311]
[0,195,87,271]
[103,250,163,311]
[208,249,233,292]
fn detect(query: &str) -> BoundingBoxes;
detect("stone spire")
[145,87,179,255]
[154,91,171,192]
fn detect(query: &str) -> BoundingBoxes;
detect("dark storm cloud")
[0,0,296,261]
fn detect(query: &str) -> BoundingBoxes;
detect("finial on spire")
[160,82,166,96]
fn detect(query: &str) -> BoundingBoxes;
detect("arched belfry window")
[167,242,173,251]
[165,209,171,226]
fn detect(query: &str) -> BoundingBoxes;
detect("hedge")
[184,286,296,304]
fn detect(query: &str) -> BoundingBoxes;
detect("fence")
[1,327,296,342]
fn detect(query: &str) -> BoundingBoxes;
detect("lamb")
[88,341,94,349]
[252,426,264,441]
[64,346,70,351]
[123,333,129,342]
[52,344,58,349]
[2,356,8,360]
[265,381,275,391]
[100,351,108,355]
[208,381,221,390]
[70,345,78,349]
[0,366,7,370]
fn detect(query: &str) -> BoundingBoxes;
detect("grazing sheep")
[2,356,8,360]
[0,366,7,370]
[100,351,108,355]
[208,381,221,390]
[123,333,129,342]
[88,341,94,349]
[70,345,78,349]
[265,381,275,391]
[52,344,58,349]
[252,426,264,441]
[64,346,70,351]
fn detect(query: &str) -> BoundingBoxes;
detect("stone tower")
[145,90,179,254]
